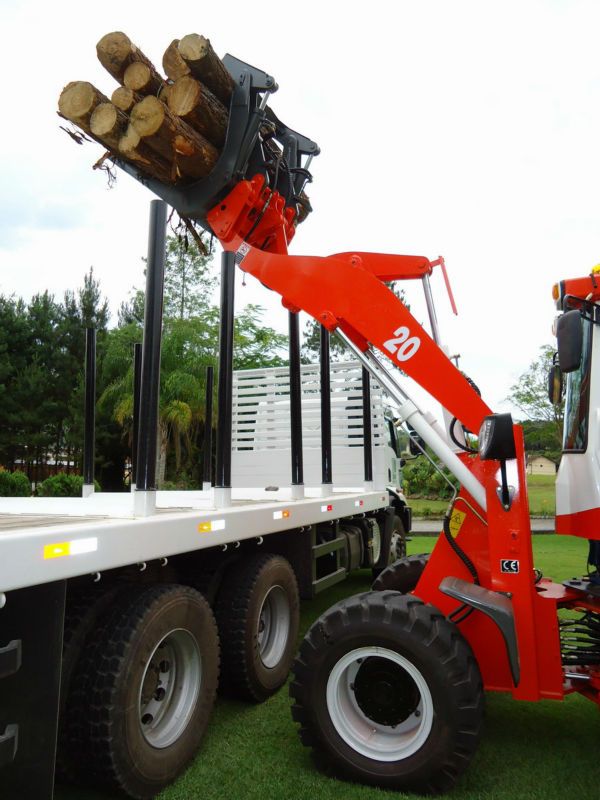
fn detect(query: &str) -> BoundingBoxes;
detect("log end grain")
[123,61,152,92]
[162,39,191,81]
[178,33,209,62]
[168,74,200,117]
[90,102,118,138]
[96,31,132,77]
[58,81,108,125]
[111,86,137,112]
[130,95,166,137]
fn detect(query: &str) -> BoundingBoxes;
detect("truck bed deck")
[0,487,388,594]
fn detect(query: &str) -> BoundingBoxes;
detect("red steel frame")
[207,180,600,705]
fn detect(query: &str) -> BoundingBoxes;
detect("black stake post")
[135,200,167,504]
[82,327,96,494]
[289,311,304,495]
[320,325,333,486]
[362,366,373,484]
[203,365,214,489]
[215,252,235,503]
[132,342,142,487]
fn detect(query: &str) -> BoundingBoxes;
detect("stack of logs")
[58,32,238,184]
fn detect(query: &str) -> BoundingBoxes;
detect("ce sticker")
[501,559,520,574]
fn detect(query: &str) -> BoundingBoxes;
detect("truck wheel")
[372,554,430,593]
[372,514,408,579]
[82,584,219,799]
[290,591,483,793]
[216,553,299,702]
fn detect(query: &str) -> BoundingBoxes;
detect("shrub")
[403,458,458,500]
[0,470,31,497]
[37,473,101,497]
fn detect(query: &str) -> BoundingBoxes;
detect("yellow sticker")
[44,542,70,559]
[448,509,467,537]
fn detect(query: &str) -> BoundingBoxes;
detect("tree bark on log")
[168,76,228,148]
[111,86,141,112]
[96,31,157,84]
[177,34,235,106]
[90,103,128,150]
[58,81,110,129]
[123,61,167,97]
[118,124,175,184]
[130,95,219,180]
[162,39,190,81]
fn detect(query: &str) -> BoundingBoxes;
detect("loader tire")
[290,591,484,794]
[78,584,219,799]
[372,553,430,593]
[216,553,299,702]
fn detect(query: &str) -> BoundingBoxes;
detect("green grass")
[409,475,557,517]
[55,535,598,800]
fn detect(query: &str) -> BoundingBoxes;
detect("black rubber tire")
[56,584,122,784]
[215,553,300,702]
[372,514,408,579]
[75,584,219,799]
[372,553,431,593]
[290,591,484,794]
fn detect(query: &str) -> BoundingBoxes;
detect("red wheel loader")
[53,45,599,797]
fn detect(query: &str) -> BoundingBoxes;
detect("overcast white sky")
[1,0,599,419]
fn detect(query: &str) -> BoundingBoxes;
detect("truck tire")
[79,584,219,799]
[216,553,300,702]
[372,553,430,593]
[56,585,120,783]
[372,514,408,579]
[290,591,484,793]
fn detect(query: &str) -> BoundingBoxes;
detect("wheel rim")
[138,628,202,749]
[257,585,290,668]
[372,526,382,564]
[326,646,434,761]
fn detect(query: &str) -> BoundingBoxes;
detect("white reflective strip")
[211,519,226,531]
[69,538,98,555]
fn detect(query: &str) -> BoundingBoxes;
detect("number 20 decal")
[383,326,421,362]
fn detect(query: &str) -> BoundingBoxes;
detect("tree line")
[0,234,287,490]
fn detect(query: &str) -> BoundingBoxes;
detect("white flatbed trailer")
[0,486,390,595]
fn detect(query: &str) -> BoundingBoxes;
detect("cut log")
[162,39,190,81]
[90,103,128,150]
[130,95,219,180]
[58,81,110,129]
[119,124,175,184]
[123,61,167,97]
[111,86,140,113]
[177,34,235,106]
[168,76,228,148]
[96,31,157,84]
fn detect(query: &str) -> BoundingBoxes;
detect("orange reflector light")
[273,509,290,520]
[44,542,70,559]
[197,519,226,533]
[552,283,559,301]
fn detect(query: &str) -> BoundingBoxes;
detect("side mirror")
[556,310,583,373]
[547,364,563,405]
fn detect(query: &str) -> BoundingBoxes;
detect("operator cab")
[551,280,600,582]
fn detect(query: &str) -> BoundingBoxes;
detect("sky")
[1,0,600,421]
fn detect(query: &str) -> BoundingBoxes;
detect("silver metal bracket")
[440,576,520,686]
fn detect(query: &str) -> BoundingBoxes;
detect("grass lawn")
[56,535,599,800]
[410,474,557,517]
